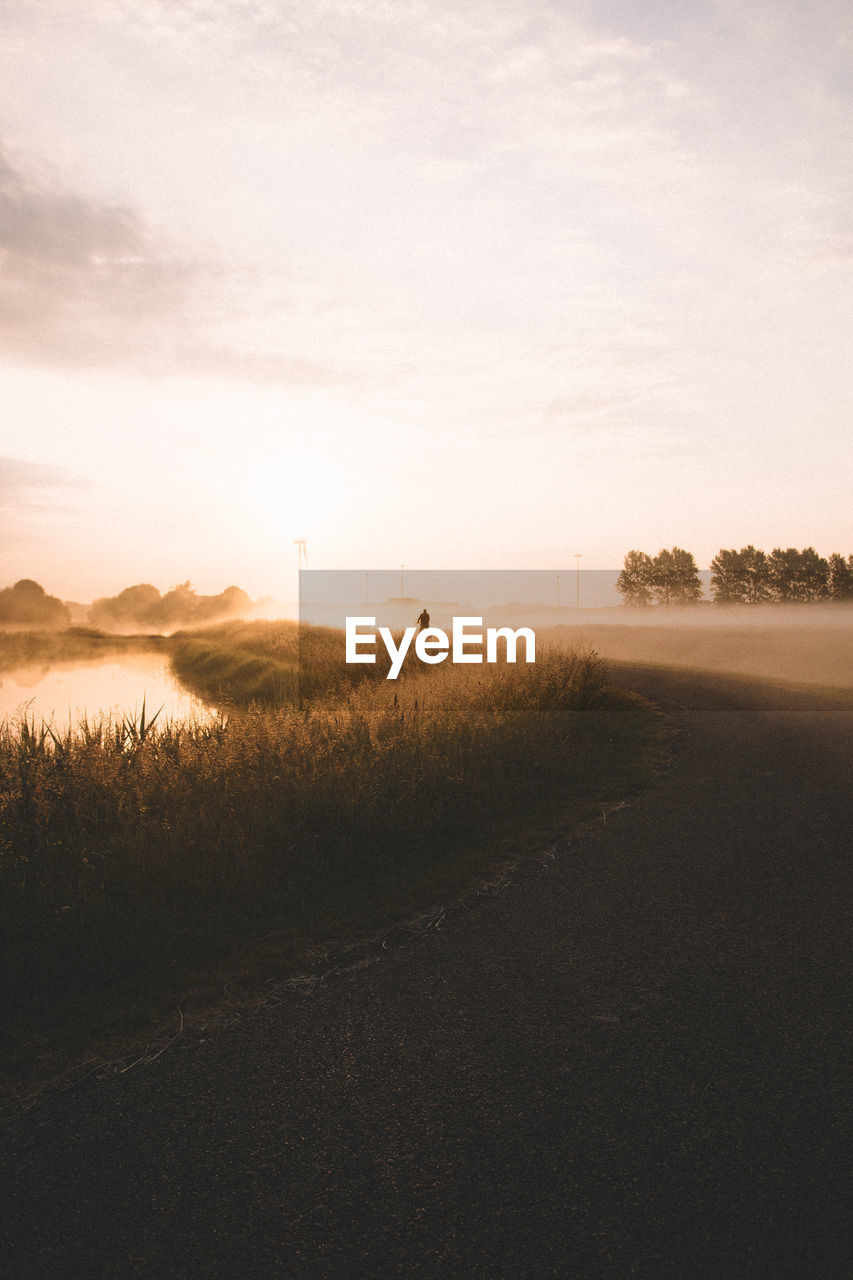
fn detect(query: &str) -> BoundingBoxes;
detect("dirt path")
[2,666,851,1278]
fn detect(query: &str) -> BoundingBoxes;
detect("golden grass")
[0,629,665,1062]
[169,618,391,707]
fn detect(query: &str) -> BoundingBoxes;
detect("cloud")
[0,456,82,494]
[0,146,198,366]
[2,0,850,416]
[0,456,86,539]
[168,345,366,389]
[0,145,352,386]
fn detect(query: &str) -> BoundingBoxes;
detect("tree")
[154,582,199,628]
[767,548,800,601]
[616,550,654,607]
[710,548,744,604]
[652,547,702,606]
[767,547,828,602]
[88,580,253,631]
[197,585,252,622]
[741,545,772,603]
[0,579,70,628]
[89,583,160,630]
[827,553,853,601]
[797,547,829,600]
[710,546,770,604]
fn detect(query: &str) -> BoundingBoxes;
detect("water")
[0,651,213,732]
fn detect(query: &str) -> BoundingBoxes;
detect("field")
[0,623,665,1070]
[541,607,853,690]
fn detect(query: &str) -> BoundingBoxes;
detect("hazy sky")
[2,0,851,601]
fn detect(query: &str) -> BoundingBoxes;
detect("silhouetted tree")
[827,553,853,601]
[154,582,198,628]
[89,583,160,630]
[767,547,828,602]
[798,547,830,600]
[0,579,70,628]
[197,585,251,622]
[616,550,654,607]
[88,580,253,631]
[741,545,772,603]
[652,547,703,606]
[710,548,742,604]
[710,546,770,604]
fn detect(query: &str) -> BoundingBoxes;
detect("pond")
[0,650,214,733]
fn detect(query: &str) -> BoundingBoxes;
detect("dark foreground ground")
[2,665,851,1279]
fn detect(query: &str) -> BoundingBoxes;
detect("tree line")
[88,581,252,631]
[617,546,853,607]
[0,579,254,632]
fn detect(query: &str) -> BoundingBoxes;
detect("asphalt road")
[2,665,851,1279]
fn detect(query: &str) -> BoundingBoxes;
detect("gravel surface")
[2,664,851,1279]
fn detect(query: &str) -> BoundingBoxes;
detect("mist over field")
[543,606,853,690]
[297,568,853,692]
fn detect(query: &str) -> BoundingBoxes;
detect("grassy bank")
[168,619,376,708]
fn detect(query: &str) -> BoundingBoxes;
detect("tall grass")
[169,619,390,708]
[0,643,662,1040]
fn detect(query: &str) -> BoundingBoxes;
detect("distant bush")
[89,581,252,632]
[0,580,70,629]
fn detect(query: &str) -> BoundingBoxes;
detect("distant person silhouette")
[416,607,430,632]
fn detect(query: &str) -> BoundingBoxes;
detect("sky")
[1,0,851,603]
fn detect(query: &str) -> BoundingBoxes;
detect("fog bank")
[544,611,853,690]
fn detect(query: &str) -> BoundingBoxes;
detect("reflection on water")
[0,651,213,730]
